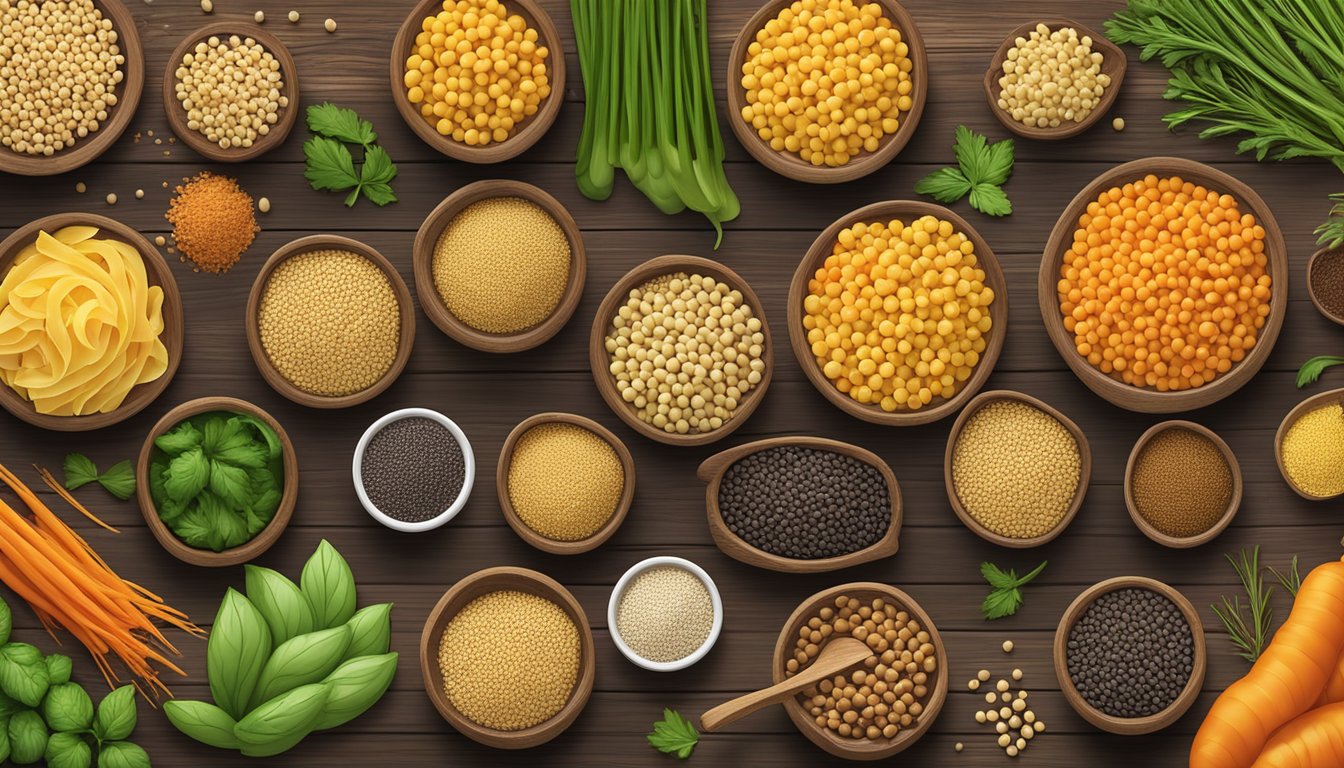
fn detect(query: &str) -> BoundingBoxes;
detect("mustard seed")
[506,422,624,541]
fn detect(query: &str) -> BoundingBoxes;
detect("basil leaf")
[0,595,11,645]
[43,683,94,732]
[163,447,209,504]
[233,682,329,758]
[147,463,169,509]
[0,689,24,717]
[92,685,135,742]
[208,460,253,509]
[0,713,10,761]
[163,700,240,750]
[0,644,50,706]
[154,422,202,456]
[246,491,280,536]
[200,416,228,455]
[96,741,149,768]
[205,416,251,458]
[249,625,351,711]
[312,652,398,731]
[44,655,71,686]
[212,444,267,469]
[343,603,393,660]
[44,731,91,768]
[62,454,99,490]
[95,461,136,501]
[168,505,212,549]
[207,589,272,721]
[301,540,357,630]
[234,415,283,459]
[8,710,48,764]
[245,566,314,647]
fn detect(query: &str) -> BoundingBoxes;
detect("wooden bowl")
[696,436,901,572]
[1039,157,1289,413]
[788,200,1008,426]
[982,19,1126,141]
[390,0,564,164]
[420,566,595,748]
[1275,388,1344,501]
[944,390,1091,548]
[1054,576,1206,735]
[0,0,143,176]
[772,583,947,759]
[412,180,586,353]
[1124,420,1242,547]
[245,235,415,409]
[1307,246,1344,326]
[726,0,927,184]
[608,556,723,672]
[496,412,635,554]
[163,23,299,163]
[135,396,297,567]
[589,255,773,446]
[0,213,182,431]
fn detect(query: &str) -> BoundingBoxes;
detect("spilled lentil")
[164,172,259,273]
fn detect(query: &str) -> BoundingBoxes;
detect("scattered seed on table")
[1002,640,1014,653]
[134,189,144,199]
[324,17,336,32]
[361,417,465,523]
[616,566,714,663]
[1066,587,1193,718]
[288,10,300,22]
[254,10,264,22]
[506,422,624,541]
[154,236,166,247]
[75,182,86,194]
[105,193,116,205]
[1113,116,1126,131]
[258,196,271,213]
[200,0,211,12]
[1130,427,1234,537]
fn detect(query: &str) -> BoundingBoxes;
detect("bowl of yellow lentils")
[727,0,927,184]
[788,200,1008,426]
[391,0,564,164]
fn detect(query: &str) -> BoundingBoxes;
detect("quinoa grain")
[615,566,714,663]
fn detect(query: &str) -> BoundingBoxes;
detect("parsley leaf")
[916,126,1015,217]
[306,102,377,147]
[913,167,972,203]
[208,461,253,510]
[979,135,1015,187]
[969,182,1012,217]
[303,136,360,193]
[303,104,398,207]
[164,447,210,504]
[648,708,698,759]
[62,454,98,491]
[952,125,992,183]
[361,145,396,185]
[980,561,1047,620]
[97,460,137,501]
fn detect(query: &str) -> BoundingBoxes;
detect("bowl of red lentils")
[772,582,947,759]
[608,556,723,672]
[353,407,475,533]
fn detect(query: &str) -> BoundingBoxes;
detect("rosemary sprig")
[1268,555,1303,598]
[1211,546,1274,664]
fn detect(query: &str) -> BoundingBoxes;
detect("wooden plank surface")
[1,0,1340,765]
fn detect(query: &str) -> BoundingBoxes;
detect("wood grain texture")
[0,0,1339,765]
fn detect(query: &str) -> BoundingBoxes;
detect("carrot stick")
[35,468,118,533]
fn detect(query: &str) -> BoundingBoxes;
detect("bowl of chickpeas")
[727,0,928,184]
[391,0,564,164]
[788,200,1008,426]
[1039,157,1288,413]
[772,583,947,759]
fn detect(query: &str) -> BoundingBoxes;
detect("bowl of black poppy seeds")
[1054,576,1205,735]
[353,407,475,532]
[697,436,901,573]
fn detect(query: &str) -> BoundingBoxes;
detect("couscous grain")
[506,422,624,541]
[1280,403,1344,498]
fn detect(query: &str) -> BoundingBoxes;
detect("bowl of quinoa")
[608,556,723,672]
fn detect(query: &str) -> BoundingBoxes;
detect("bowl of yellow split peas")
[787,200,1008,426]
[390,0,564,163]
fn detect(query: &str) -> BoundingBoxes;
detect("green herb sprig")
[1268,554,1303,598]
[303,103,397,207]
[1297,355,1344,388]
[62,455,135,501]
[915,126,1014,217]
[647,708,699,759]
[980,561,1047,620]
[1212,546,1274,664]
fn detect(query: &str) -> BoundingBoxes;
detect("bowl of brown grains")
[608,557,723,672]
[354,407,474,533]
[164,171,261,274]
[245,235,414,408]
[1308,246,1344,326]
[771,583,947,759]
[1124,420,1241,548]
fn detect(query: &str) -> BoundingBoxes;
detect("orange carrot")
[1252,702,1344,767]
[1191,558,1344,768]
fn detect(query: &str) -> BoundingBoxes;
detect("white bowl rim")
[607,556,724,672]
[352,407,476,532]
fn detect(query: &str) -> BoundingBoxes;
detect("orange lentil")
[164,172,259,274]
[1056,175,1271,392]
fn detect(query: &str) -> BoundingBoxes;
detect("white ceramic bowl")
[607,556,724,672]
[353,408,475,532]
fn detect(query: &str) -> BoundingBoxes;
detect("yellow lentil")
[802,215,995,412]
[174,34,289,150]
[997,24,1110,129]
[257,249,400,397]
[615,566,714,663]
[438,590,579,730]
[951,400,1081,539]
[403,0,552,146]
[1280,403,1344,497]
[432,197,570,334]
[507,423,624,541]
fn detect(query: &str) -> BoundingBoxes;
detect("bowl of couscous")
[1274,388,1344,501]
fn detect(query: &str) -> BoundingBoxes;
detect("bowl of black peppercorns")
[1054,576,1206,735]
[353,407,475,532]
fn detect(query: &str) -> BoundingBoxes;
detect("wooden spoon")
[699,637,871,732]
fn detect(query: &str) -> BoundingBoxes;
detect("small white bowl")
[608,556,724,672]
[352,408,475,532]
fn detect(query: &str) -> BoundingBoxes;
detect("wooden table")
[1,1,1339,765]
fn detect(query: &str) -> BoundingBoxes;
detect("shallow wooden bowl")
[1307,246,1344,326]
[1054,576,1206,735]
[944,390,1091,548]
[390,0,564,164]
[589,255,773,446]
[1124,420,1242,547]
[726,0,927,184]
[0,213,182,431]
[135,396,297,567]
[420,566,596,748]
[245,235,415,409]
[412,180,586,353]
[1275,388,1344,501]
[982,18,1126,141]
[0,0,143,176]
[772,582,947,759]
[1039,157,1289,413]
[163,22,299,163]
[697,436,901,572]
[496,412,635,555]
[788,200,1008,426]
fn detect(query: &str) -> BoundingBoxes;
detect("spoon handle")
[699,640,870,732]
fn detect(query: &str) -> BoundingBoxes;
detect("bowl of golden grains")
[390,0,564,163]
[944,390,1091,548]
[420,566,596,749]
[412,180,585,353]
[1275,388,1344,502]
[496,412,635,554]
[1124,420,1242,548]
[245,235,415,409]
